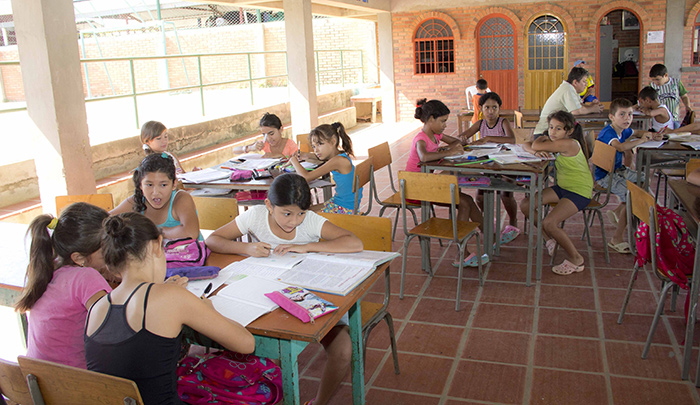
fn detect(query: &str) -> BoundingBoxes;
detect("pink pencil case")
[265,287,338,323]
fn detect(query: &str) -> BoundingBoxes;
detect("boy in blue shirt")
[595,98,659,254]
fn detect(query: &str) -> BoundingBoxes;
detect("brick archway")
[411,11,461,40]
[686,0,700,26]
[589,2,650,33]
[522,6,576,34]
[465,8,522,38]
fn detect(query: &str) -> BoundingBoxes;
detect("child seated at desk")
[233,112,298,158]
[288,122,361,214]
[85,213,254,405]
[459,92,519,243]
[407,98,487,267]
[15,203,112,369]
[112,153,202,241]
[636,86,673,132]
[205,173,362,405]
[595,98,659,254]
[521,111,593,275]
[141,120,190,173]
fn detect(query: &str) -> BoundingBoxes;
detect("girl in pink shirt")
[16,203,113,369]
[234,113,298,158]
[405,98,486,267]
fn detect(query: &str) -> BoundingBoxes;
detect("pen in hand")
[200,282,213,300]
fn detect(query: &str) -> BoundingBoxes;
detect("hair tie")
[47,218,58,230]
[331,122,341,131]
[161,152,168,159]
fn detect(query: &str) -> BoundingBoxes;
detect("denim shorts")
[596,168,643,203]
[551,185,591,211]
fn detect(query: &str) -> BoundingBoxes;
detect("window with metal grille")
[479,17,515,71]
[693,12,700,65]
[528,15,565,70]
[414,18,454,75]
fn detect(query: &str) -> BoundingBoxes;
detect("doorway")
[476,15,518,110]
[597,9,642,102]
[524,14,567,110]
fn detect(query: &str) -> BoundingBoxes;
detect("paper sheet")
[637,140,667,148]
[179,168,230,183]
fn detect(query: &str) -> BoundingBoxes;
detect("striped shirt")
[650,77,687,122]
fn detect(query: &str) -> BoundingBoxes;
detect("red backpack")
[635,205,695,289]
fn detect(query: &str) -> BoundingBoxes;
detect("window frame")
[413,18,455,76]
[693,12,700,66]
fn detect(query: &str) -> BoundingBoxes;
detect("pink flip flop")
[453,253,490,268]
[545,239,557,257]
[552,259,585,275]
[499,225,521,245]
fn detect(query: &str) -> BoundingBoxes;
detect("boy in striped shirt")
[648,64,692,128]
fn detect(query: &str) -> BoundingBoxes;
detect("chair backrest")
[353,157,373,193]
[686,158,700,177]
[398,171,456,205]
[367,142,392,172]
[513,128,532,144]
[513,110,523,128]
[192,196,239,230]
[627,180,657,230]
[55,194,114,214]
[296,133,311,153]
[18,356,144,405]
[601,101,612,110]
[465,85,490,109]
[590,141,616,173]
[0,358,32,405]
[318,213,391,252]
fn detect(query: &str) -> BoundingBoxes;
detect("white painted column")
[12,0,96,214]
[377,12,396,123]
[283,0,318,135]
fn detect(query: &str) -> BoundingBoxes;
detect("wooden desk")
[666,180,700,384]
[635,142,700,190]
[420,159,549,285]
[192,252,385,404]
[351,94,381,123]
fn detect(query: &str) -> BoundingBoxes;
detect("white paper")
[217,274,284,310]
[681,142,700,151]
[239,253,308,269]
[638,140,667,148]
[279,259,375,295]
[209,296,268,327]
[468,142,502,149]
[222,261,291,280]
[647,31,664,44]
[308,251,399,267]
[185,265,237,297]
[179,168,230,184]
[226,158,281,171]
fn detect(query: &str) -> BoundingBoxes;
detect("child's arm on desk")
[615,131,654,150]
[472,118,516,145]
[456,121,481,143]
[205,220,272,257]
[289,154,348,182]
[274,221,363,255]
[529,135,579,157]
[416,137,463,162]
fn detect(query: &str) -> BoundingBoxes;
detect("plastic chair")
[0,358,31,405]
[352,156,373,215]
[318,213,399,375]
[18,355,143,405]
[367,142,419,240]
[192,196,239,230]
[398,171,483,311]
[616,181,677,359]
[55,194,114,214]
[465,85,490,109]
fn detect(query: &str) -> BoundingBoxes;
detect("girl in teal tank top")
[111,153,202,241]
[289,122,362,214]
[520,111,593,276]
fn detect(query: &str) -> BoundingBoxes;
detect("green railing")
[0,49,364,128]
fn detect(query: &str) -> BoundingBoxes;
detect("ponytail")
[414,98,450,123]
[570,123,589,159]
[309,122,354,158]
[16,203,109,313]
[332,122,354,157]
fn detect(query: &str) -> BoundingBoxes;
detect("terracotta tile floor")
[296,120,700,404]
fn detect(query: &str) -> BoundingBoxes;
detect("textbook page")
[278,259,376,296]
[179,168,230,184]
[637,140,667,148]
[185,264,237,297]
[240,253,308,269]
[307,250,399,267]
[209,274,285,326]
[221,260,292,281]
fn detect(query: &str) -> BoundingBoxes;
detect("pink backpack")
[164,238,210,269]
[177,351,283,404]
[635,205,695,289]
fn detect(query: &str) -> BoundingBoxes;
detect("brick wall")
[683,1,700,109]
[391,0,668,122]
[0,18,376,102]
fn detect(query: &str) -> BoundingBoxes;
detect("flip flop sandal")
[453,253,490,268]
[552,259,585,275]
[606,210,619,228]
[607,241,631,254]
[545,239,557,257]
[499,225,521,245]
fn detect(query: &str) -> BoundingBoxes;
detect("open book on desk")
[209,274,286,327]
[179,168,231,184]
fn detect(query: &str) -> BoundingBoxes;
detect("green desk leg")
[279,339,307,405]
[17,312,28,348]
[348,301,365,405]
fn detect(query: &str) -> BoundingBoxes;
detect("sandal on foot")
[453,253,490,268]
[499,225,521,245]
[552,259,585,275]
[606,210,619,228]
[607,241,631,254]
[545,239,557,257]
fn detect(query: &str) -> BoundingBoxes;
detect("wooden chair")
[398,171,483,311]
[296,133,311,153]
[513,128,532,144]
[367,142,419,240]
[0,358,31,405]
[616,181,677,360]
[55,194,114,214]
[352,157,373,215]
[686,158,700,177]
[600,101,612,110]
[318,213,399,374]
[192,196,239,230]
[18,356,143,405]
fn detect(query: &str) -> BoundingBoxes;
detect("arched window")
[693,12,700,65]
[528,15,565,71]
[414,18,454,75]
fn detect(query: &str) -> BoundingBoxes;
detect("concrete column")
[664,0,685,77]
[283,0,318,135]
[377,12,397,123]
[12,0,96,214]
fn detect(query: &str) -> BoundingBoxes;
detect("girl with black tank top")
[85,213,255,404]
